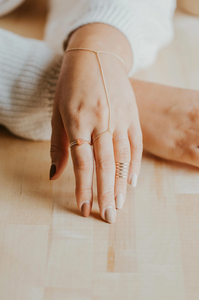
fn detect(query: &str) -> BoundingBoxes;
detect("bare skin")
[50,24,143,223]
[131,79,199,167]
[50,23,199,223]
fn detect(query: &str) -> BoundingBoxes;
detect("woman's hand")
[50,24,143,223]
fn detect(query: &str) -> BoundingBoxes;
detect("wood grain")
[0,1,199,299]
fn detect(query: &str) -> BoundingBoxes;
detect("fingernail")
[116,193,123,209]
[81,201,91,217]
[105,206,116,224]
[131,173,138,187]
[49,164,56,180]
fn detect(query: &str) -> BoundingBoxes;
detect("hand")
[50,24,143,223]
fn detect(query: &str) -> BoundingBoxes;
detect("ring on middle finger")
[115,162,130,179]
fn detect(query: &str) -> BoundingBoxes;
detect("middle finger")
[93,132,116,224]
[113,131,130,210]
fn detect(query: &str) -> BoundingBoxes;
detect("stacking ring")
[115,162,130,179]
[70,139,92,148]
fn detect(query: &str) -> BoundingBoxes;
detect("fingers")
[71,135,94,218]
[113,132,130,210]
[50,108,69,180]
[128,123,143,187]
[51,104,94,217]
[93,132,116,224]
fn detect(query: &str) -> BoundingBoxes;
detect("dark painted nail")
[49,164,56,180]
[81,201,91,217]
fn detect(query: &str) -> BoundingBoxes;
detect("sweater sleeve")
[45,0,176,76]
[0,0,25,17]
[0,29,62,141]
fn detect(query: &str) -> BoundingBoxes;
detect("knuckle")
[97,154,114,171]
[100,191,114,204]
[131,135,143,152]
[94,99,109,123]
[132,142,143,152]
[74,155,93,172]
[117,146,130,161]
[62,101,86,129]
[131,158,142,165]
[115,177,127,187]
[76,187,92,203]
[78,187,92,195]
[173,137,187,159]
[188,105,199,121]
[50,144,67,156]
[50,144,59,154]
[65,110,82,129]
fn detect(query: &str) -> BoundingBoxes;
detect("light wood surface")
[0,1,199,299]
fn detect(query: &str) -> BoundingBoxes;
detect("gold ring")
[115,162,130,179]
[70,139,92,148]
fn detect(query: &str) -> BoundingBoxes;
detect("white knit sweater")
[0,0,176,140]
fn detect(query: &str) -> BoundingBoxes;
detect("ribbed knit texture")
[0,0,176,141]
[0,29,62,140]
[0,0,25,17]
[45,0,176,76]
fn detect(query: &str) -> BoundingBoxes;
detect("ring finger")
[113,131,130,209]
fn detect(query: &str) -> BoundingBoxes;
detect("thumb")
[49,109,69,180]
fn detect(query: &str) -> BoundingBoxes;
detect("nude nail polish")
[81,201,91,217]
[49,164,56,180]
[116,193,123,209]
[105,206,116,224]
[131,173,138,187]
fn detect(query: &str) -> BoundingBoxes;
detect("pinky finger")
[128,125,143,187]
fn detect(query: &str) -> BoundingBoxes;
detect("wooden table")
[0,1,199,299]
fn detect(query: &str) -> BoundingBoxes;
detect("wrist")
[66,23,132,74]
